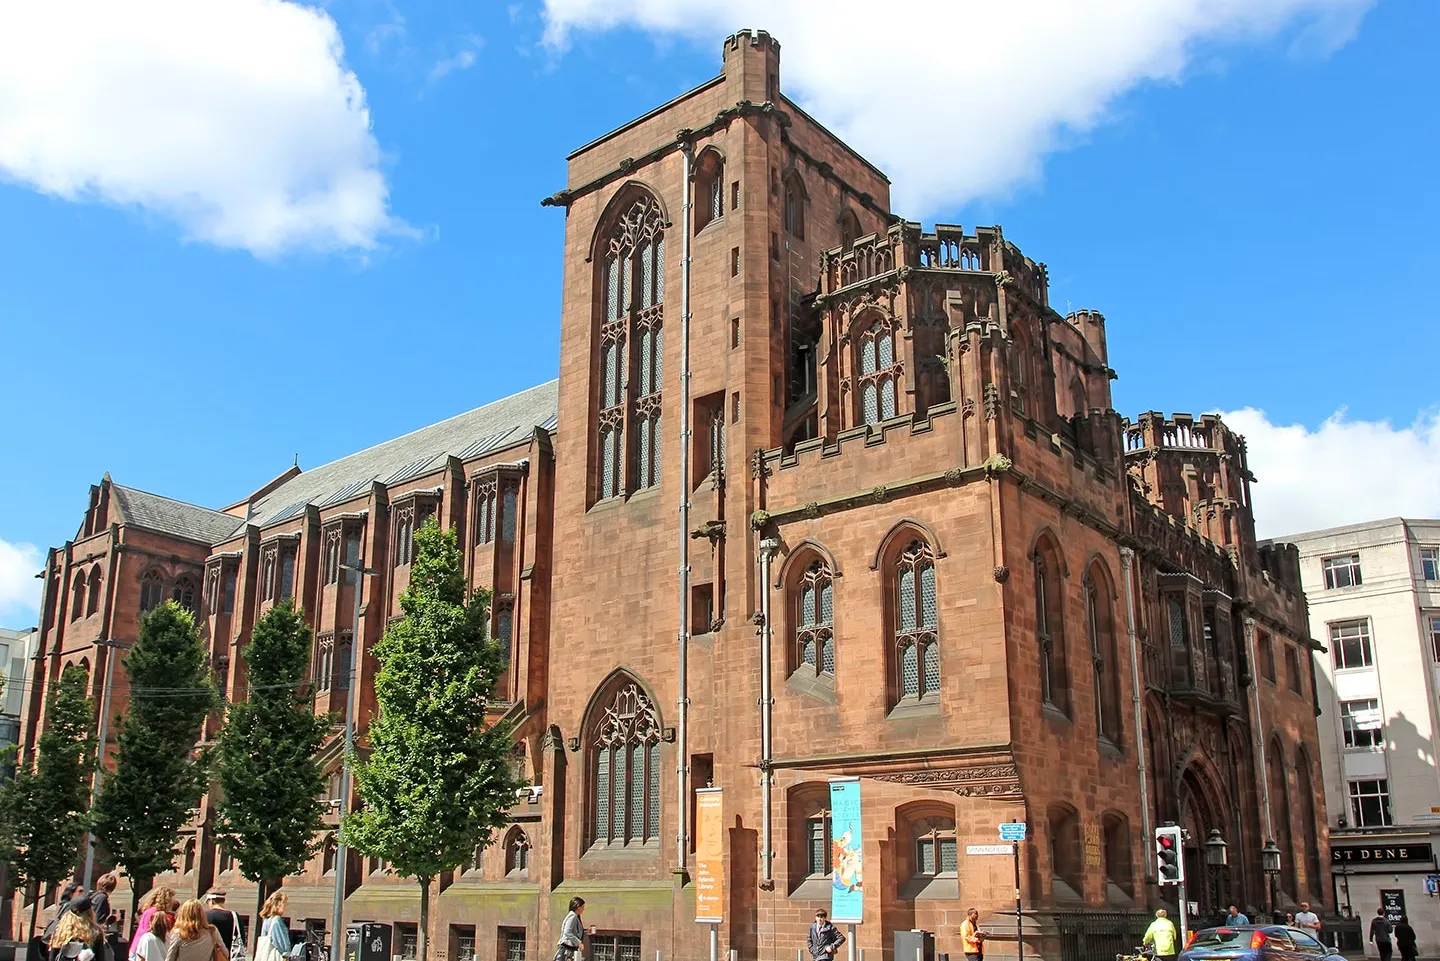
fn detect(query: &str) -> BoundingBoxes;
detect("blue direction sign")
[999,822,1027,842]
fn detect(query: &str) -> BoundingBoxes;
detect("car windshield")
[1189,929,1250,948]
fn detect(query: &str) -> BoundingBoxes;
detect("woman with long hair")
[163,901,223,961]
[48,897,104,961]
[255,892,290,961]
[130,911,171,961]
[129,888,176,958]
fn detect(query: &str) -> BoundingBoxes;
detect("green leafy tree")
[93,601,217,915]
[0,663,96,936]
[213,599,329,946]
[344,521,525,961]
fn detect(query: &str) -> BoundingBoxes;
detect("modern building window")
[893,540,939,701]
[1330,619,1373,669]
[856,318,899,425]
[1422,548,1440,582]
[595,192,665,502]
[1428,616,1440,662]
[139,569,164,614]
[792,560,834,678]
[1035,536,1069,715]
[1340,698,1382,749]
[1323,554,1362,590]
[1348,778,1393,827]
[590,680,662,847]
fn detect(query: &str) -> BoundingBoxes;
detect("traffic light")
[1156,825,1185,886]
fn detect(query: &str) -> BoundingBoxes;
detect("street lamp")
[330,559,376,961]
[82,638,130,889]
[1261,838,1282,920]
[1206,829,1228,918]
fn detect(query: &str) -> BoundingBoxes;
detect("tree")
[93,601,217,915]
[344,520,524,961]
[0,663,96,936]
[213,600,329,947]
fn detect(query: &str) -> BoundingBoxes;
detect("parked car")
[1179,926,1341,961]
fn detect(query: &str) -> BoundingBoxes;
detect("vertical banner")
[829,777,864,924]
[695,788,725,923]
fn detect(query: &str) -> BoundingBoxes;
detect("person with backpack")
[48,896,106,961]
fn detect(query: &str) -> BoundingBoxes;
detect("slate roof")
[242,380,559,537]
[113,485,246,545]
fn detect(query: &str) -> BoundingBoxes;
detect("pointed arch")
[587,180,671,263]
[1033,530,1070,715]
[1267,735,1296,901]
[838,208,862,249]
[85,565,102,617]
[693,146,726,234]
[582,669,665,849]
[1295,745,1323,896]
[869,518,947,571]
[774,539,843,587]
[70,570,85,621]
[1084,559,1123,745]
[850,306,902,426]
[782,168,807,239]
[503,826,531,877]
[783,546,837,682]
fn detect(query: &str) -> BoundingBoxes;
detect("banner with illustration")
[829,777,864,924]
[695,788,725,923]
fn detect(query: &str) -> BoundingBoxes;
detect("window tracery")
[893,540,938,701]
[1034,537,1069,715]
[590,681,662,847]
[173,574,198,614]
[85,565,102,617]
[792,560,834,677]
[475,481,498,545]
[857,318,900,425]
[139,569,164,614]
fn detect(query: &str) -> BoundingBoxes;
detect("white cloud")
[430,39,483,82]
[541,0,1374,213]
[0,539,42,626]
[0,0,409,257]
[1223,408,1440,539]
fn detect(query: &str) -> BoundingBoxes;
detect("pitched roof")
[243,380,559,535]
[113,485,245,544]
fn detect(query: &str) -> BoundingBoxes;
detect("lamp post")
[331,559,376,961]
[82,638,130,889]
[1261,838,1282,921]
[1206,829,1228,920]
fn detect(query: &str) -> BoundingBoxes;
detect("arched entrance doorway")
[1178,756,1234,922]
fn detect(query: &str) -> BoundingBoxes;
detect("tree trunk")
[27,883,40,940]
[253,878,269,955]
[416,878,430,961]
[129,875,154,940]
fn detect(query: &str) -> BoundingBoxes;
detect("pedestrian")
[1294,903,1321,937]
[48,898,105,961]
[1394,917,1417,961]
[91,876,117,933]
[1369,907,1393,961]
[44,884,87,941]
[1225,906,1250,926]
[1143,909,1178,961]
[129,888,176,958]
[256,892,292,961]
[202,892,239,956]
[164,901,225,961]
[960,908,984,961]
[1285,914,1296,927]
[553,897,585,961]
[130,912,171,961]
[807,909,846,961]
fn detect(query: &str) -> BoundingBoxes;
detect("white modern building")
[0,626,35,746]
[1282,518,1440,954]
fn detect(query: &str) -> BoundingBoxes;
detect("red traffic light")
[1158,835,1175,849]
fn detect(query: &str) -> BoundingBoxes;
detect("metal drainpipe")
[1119,547,1153,876]
[758,538,777,885]
[676,139,694,871]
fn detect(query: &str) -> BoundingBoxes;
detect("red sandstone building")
[14,31,1330,961]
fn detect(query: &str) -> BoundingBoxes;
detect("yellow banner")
[695,788,724,923]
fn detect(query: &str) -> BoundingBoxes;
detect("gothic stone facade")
[14,30,1329,961]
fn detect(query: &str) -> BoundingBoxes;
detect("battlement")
[818,221,1049,306]
[1065,309,1105,328]
[723,28,781,57]
[1123,411,1246,457]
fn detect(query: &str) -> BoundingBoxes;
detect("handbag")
[228,913,248,961]
[211,933,229,961]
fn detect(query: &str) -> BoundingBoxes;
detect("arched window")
[1070,376,1087,419]
[693,149,724,233]
[394,508,414,567]
[322,835,338,874]
[261,551,277,601]
[1009,328,1030,416]
[1085,563,1122,745]
[504,828,530,878]
[783,173,805,238]
[172,574,198,613]
[791,559,834,679]
[911,815,957,878]
[500,484,519,542]
[1267,739,1296,899]
[856,317,900,426]
[786,783,833,894]
[1034,536,1070,716]
[139,569,164,614]
[85,565,102,617]
[70,571,85,621]
[1102,811,1133,899]
[493,602,513,671]
[1048,804,1083,900]
[475,482,497,545]
[892,540,939,703]
[1297,750,1323,896]
[279,547,295,601]
[839,210,861,248]
[182,837,196,874]
[595,193,665,500]
[589,680,662,848]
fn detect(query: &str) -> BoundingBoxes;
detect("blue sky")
[1,0,1437,622]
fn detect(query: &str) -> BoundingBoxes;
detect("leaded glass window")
[894,541,938,700]
[500,485,518,542]
[807,815,832,876]
[591,681,663,846]
[494,604,513,670]
[857,319,900,426]
[139,569,164,613]
[794,560,835,678]
[475,483,497,545]
[912,817,957,877]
